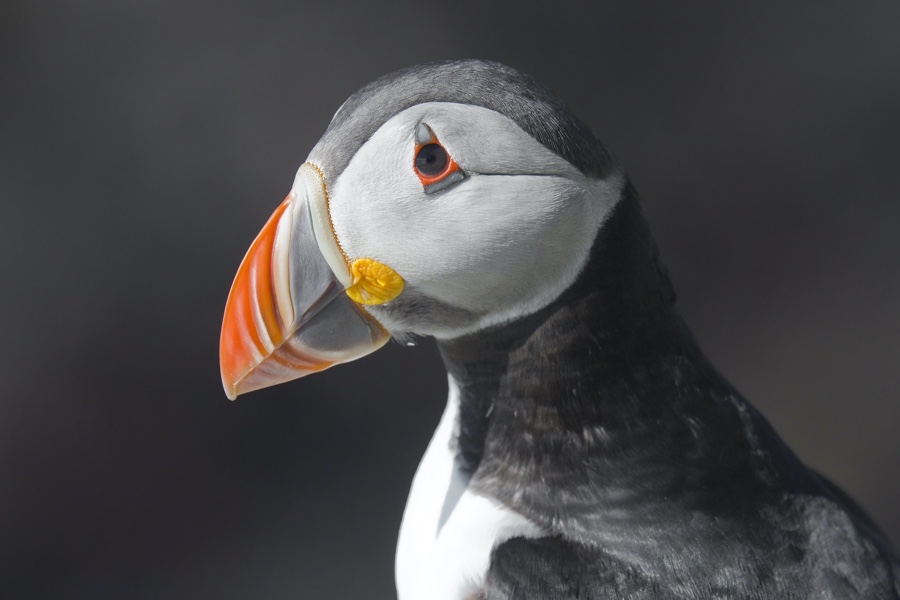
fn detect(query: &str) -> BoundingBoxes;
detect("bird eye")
[415,144,448,177]
[413,124,465,194]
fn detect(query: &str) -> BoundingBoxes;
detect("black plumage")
[440,182,900,597]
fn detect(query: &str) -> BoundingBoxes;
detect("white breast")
[395,376,544,600]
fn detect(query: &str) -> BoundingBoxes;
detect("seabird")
[219,60,900,599]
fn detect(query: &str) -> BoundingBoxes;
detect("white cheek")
[327,123,422,264]
[321,103,623,336]
[406,175,592,312]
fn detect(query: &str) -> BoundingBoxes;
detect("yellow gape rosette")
[346,258,405,305]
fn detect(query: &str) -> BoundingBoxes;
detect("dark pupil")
[416,144,448,176]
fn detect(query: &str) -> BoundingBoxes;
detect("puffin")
[219,60,900,599]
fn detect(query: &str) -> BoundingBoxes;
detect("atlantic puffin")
[219,60,900,599]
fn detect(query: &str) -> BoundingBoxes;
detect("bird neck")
[437,181,782,526]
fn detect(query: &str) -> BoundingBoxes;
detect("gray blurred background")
[2,1,899,598]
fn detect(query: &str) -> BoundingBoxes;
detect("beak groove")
[220,197,293,399]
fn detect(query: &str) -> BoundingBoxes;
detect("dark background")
[2,1,899,598]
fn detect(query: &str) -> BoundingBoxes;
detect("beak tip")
[221,373,239,401]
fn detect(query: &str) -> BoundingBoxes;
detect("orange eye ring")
[413,124,462,190]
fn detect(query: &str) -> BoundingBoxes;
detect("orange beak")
[219,164,389,399]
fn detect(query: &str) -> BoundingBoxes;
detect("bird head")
[219,60,625,399]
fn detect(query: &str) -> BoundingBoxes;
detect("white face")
[306,102,624,339]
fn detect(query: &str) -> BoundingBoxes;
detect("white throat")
[394,376,545,600]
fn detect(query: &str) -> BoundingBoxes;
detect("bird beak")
[219,163,390,400]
